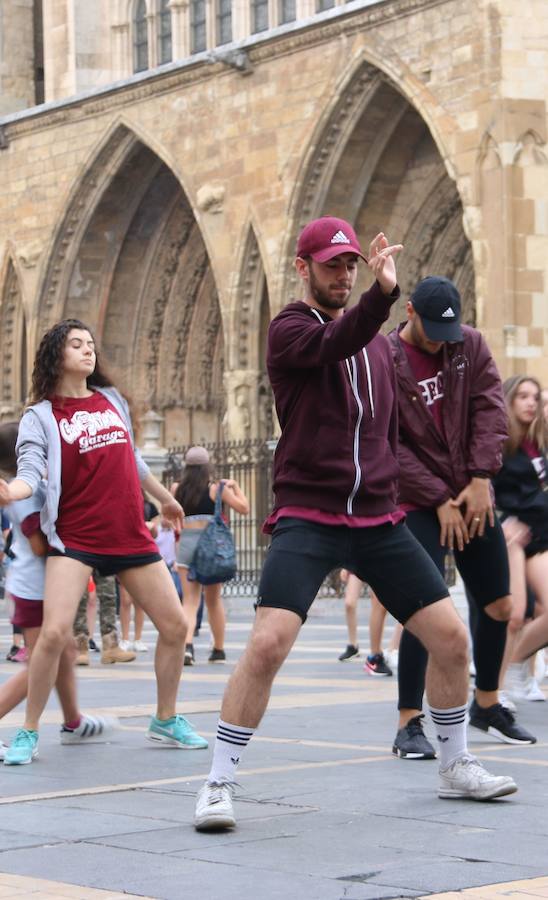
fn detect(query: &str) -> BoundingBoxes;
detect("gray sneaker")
[195,780,236,831]
[438,754,517,801]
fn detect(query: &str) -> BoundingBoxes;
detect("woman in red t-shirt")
[0,318,208,764]
[494,375,548,700]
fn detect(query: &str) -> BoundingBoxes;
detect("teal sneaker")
[146,714,208,749]
[4,729,39,765]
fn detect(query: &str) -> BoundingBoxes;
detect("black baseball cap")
[410,276,463,341]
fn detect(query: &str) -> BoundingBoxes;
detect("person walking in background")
[175,446,249,665]
[73,571,136,665]
[387,276,535,761]
[338,570,401,674]
[0,318,207,765]
[494,376,548,701]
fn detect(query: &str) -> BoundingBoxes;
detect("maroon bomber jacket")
[387,323,508,509]
[267,281,400,517]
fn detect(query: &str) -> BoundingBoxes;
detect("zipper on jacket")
[309,307,374,515]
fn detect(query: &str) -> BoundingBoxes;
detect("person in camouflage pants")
[73,571,136,665]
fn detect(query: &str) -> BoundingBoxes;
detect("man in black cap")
[388,276,536,760]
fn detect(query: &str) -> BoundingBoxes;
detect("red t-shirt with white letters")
[400,336,445,436]
[52,391,157,555]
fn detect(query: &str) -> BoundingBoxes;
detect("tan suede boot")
[75,634,89,666]
[101,631,136,664]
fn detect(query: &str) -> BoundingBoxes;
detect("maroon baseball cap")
[296,216,366,263]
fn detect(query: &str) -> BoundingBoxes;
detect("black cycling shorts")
[405,508,510,607]
[48,547,162,578]
[256,518,449,624]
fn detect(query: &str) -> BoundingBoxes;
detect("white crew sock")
[429,704,468,769]
[208,719,254,784]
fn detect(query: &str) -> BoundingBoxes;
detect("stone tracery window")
[133,0,149,72]
[190,0,207,53]
[279,0,296,24]
[251,0,269,33]
[216,0,232,46]
[158,0,172,63]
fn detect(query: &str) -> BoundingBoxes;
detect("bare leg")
[119,586,132,642]
[388,622,403,652]
[369,590,386,656]
[54,639,80,723]
[23,559,91,732]
[86,588,97,641]
[221,607,302,728]
[118,562,187,721]
[499,542,528,686]
[343,574,362,647]
[204,583,225,650]
[405,597,469,711]
[134,602,145,642]
[0,625,41,717]
[513,552,548,661]
[177,566,202,641]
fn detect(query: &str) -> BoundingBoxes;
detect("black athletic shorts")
[256,518,448,624]
[406,509,510,608]
[48,547,162,578]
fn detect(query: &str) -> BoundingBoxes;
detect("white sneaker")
[133,640,148,652]
[60,714,119,745]
[0,739,8,761]
[524,677,545,702]
[439,754,517,801]
[534,651,546,683]
[499,691,517,713]
[505,661,530,701]
[194,780,236,831]
[119,640,134,651]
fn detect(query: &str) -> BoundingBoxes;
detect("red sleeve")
[21,511,41,538]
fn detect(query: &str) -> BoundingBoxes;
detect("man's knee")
[484,596,512,622]
[427,618,469,669]
[248,629,290,677]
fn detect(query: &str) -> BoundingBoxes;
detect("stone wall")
[0,0,546,441]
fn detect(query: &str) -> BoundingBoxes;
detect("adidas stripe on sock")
[208,719,254,784]
[429,704,468,769]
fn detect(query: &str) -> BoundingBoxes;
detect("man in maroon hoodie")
[388,276,535,760]
[194,219,516,833]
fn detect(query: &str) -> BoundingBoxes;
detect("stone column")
[169,0,190,59]
[139,409,168,476]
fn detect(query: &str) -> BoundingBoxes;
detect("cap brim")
[307,246,367,263]
[421,317,463,342]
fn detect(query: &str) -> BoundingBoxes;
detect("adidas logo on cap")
[330,230,351,245]
[441,307,455,318]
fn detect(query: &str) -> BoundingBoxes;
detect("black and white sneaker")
[184,643,195,666]
[469,699,536,745]
[60,714,118,745]
[338,644,360,662]
[392,714,436,759]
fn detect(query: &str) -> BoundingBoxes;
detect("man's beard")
[309,268,350,310]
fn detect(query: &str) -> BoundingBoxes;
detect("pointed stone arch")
[283,58,474,324]
[0,257,28,419]
[36,123,223,445]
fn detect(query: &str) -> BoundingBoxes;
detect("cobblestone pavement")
[0,589,547,900]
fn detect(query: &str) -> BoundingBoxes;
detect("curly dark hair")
[31,318,113,402]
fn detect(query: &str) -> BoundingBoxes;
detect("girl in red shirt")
[0,319,207,764]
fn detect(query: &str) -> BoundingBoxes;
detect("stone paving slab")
[1,606,547,899]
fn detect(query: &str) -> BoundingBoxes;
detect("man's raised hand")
[367,232,403,296]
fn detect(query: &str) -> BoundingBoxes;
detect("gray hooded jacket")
[15,386,150,552]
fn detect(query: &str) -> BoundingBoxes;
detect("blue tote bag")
[188,482,237,585]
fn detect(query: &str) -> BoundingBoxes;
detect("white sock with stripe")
[429,704,468,769]
[208,719,254,784]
